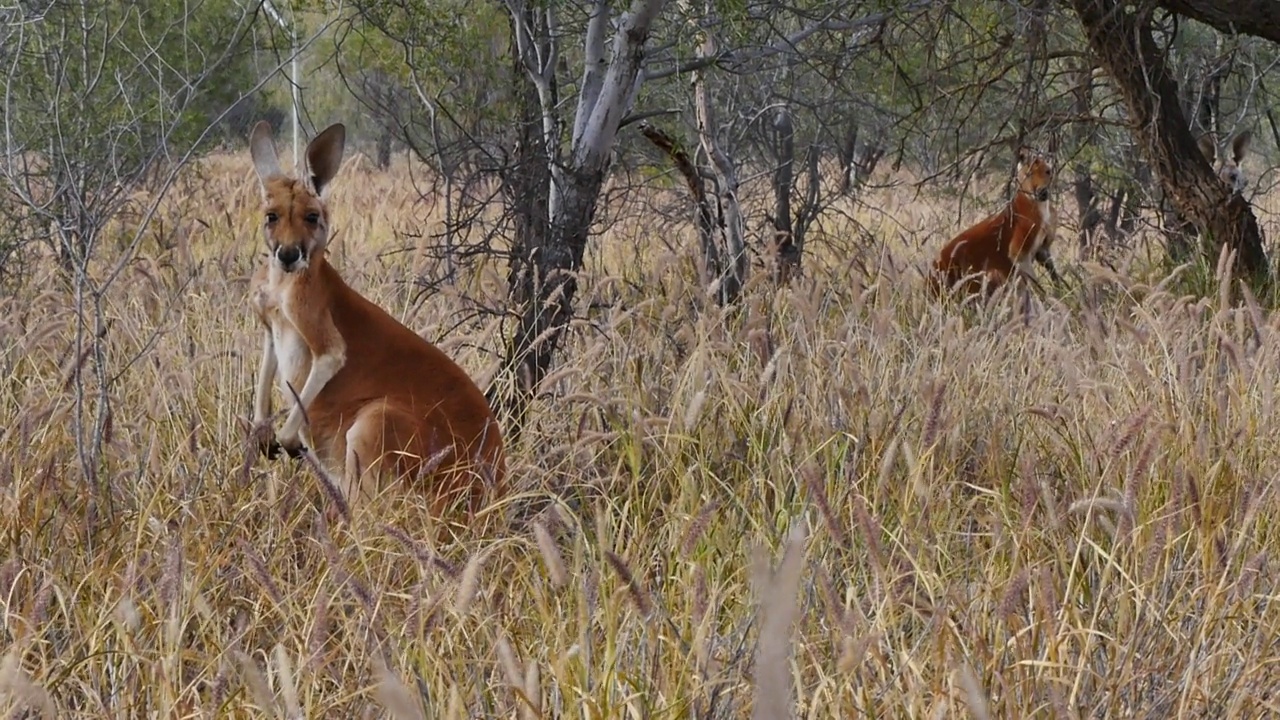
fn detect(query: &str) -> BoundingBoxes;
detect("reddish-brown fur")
[247,121,505,518]
[930,147,1060,298]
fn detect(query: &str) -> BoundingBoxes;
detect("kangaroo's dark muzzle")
[276,245,304,270]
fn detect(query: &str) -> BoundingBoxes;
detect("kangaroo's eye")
[305,213,320,225]
[266,212,279,224]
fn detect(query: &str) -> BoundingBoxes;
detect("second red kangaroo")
[931,146,1062,298]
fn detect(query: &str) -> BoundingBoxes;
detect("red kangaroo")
[247,120,506,518]
[931,146,1062,298]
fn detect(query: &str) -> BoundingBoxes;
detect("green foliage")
[0,0,264,272]
[5,0,258,166]
[343,0,510,107]
[334,0,515,165]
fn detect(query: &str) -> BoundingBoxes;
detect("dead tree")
[766,107,820,285]
[638,123,727,299]
[684,0,747,305]
[490,0,670,433]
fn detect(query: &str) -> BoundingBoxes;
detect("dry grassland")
[3,148,1280,718]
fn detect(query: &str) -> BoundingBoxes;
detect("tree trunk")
[1074,169,1100,258]
[639,122,724,292]
[837,124,884,198]
[1153,0,1280,44]
[687,0,746,304]
[770,107,799,284]
[849,140,883,197]
[375,128,392,170]
[1069,0,1268,284]
[489,5,556,432]
[1162,194,1197,264]
[1103,190,1124,246]
[1163,34,1233,266]
[1110,148,1146,243]
[838,124,858,196]
[492,0,669,431]
[794,144,820,274]
[1071,60,1102,259]
[502,170,601,420]
[1195,36,1232,135]
[760,106,822,286]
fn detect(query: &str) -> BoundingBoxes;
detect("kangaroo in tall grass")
[246,120,506,518]
[931,145,1063,299]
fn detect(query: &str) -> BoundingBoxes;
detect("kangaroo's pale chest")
[1016,200,1052,272]
[271,320,311,406]
[261,286,313,408]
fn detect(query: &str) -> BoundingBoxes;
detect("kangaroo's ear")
[306,123,347,196]
[1196,134,1217,164]
[249,121,283,188]
[1231,130,1252,163]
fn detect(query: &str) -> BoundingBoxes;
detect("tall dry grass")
[2,148,1280,718]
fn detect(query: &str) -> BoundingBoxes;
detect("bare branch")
[644,0,937,81]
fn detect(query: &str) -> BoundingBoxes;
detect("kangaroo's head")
[1017,146,1055,203]
[1198,130,1252,196]
[249,121,347,274]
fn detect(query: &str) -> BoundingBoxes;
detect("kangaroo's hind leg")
[342,399,407,509]
[343,399,484,520]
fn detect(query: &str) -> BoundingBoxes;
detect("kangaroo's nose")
[276,245,302,268]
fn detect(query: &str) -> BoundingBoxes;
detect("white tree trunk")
[686,0,746,303]
[507,0,563,218]
[570,0,668,172]
[573,0,611,147]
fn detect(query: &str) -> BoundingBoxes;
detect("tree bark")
[770,107,798,284]
[489,4,556,432]
[1160,34,1235,265]
[1069,0,1268,283]
[1109,146,1146,244]
[838,124,858,196]
[1153,0,1280,44]
[836,124,882,197]
[794,145,820,272]
[375,129,392,169]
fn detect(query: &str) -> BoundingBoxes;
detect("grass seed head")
[533,520,568,588]
[372,654,426,720]
[605,551,652,617]
[453,548,488,616]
